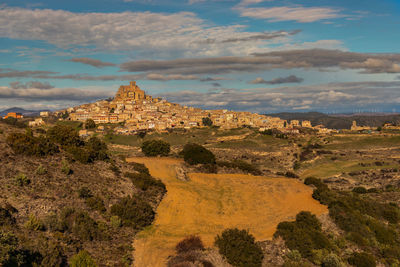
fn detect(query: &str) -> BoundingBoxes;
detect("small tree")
[85,119,96,129]
[182,143,215,165]
[141,140,170,157]
[70,250,97,267]
[202,117,213,127]
[215,228,263,267]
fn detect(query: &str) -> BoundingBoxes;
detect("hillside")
[0,122,165,266]
[267,112,400,129]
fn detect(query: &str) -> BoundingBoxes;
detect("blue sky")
[1,0,400,113]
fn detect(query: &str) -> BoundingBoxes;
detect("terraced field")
[127,157,327,267]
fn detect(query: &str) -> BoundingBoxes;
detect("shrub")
[304,177,328,190]
[36,165,47,175]
[15,173,30,186]
[322,253,343,267]
[125,172,166,192]
[40,242,66,267]
[214,228,263,267]
[141,140,170,157]
[85,196,106,213]
[182,143,215,165]
[202,117,213,126]
[85,119,96,129]
[347,252,375,267]
[61,160,72,175]
[78,187,93,199]
[274,211,332,259]
[47,125,83,147]
[217,160,261,175]
[110,216,122,228]
[352,186,367,194]
[59,208,100,241]
[176,236,205,254]
[85,136,108,161]
[70,250,97,267]
[0,207,15,226]
[7,132,59,156]
[25,214,45,231]
[111,196,155,229]
[284,171,299,178]
[130,162,150,175]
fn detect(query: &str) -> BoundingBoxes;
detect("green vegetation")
[70,250,97,267]
[85,119,96,129]
[25,214,45,231]
[182,143,216,165]
[111,196,155,229]
[15,173,30,186]
[215,228,264,267]
[305,178,400,265]
[85,196,106,213]
[167,236,212,267]
[202,117,213,126]
[348,252,376,267]
[217,159,262,175]
[7,131,59,156]
[275,211,332,260]
[1,117,26,128]
[125,172,166,192]
[141,139,170,156]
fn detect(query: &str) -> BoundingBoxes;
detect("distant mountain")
[266,112,400,129]
[0,107,49,117]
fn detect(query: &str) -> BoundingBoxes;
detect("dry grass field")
[127,157,327,267]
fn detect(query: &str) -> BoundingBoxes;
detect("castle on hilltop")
[114,81,149,101]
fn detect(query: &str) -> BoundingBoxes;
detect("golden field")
[127,157,327,267]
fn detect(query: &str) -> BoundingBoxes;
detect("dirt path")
[127,157,327,267]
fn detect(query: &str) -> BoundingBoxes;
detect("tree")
[111,196,155,229]
[182,143,215,165]
[85,119,96,129]
[215,228,263,267]
[61,111,69,120]
[141,140,170,157]
[202,117,213,127]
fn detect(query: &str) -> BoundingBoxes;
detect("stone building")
[114,81,146,101]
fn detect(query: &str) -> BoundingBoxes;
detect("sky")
[1,0,400,113]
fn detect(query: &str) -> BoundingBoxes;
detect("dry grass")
[127,157,327,267]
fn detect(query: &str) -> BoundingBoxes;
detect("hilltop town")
[57,81,327,134]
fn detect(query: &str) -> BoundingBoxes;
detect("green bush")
[61,160,72,175]
[85,119,96,129]
[47,125,82,147]
[110,216,122,228]
[129,162,150,175]
[182,143,215,165]
[322,253,343,267]
[352,186,367,194]
[348,252,375,267]
[217,160,261,175]
[141,140,170,157]
[15,173,30,186]
[111,196,155,229]
[85,196,106,213]
[7,132,59,156]
[65,136,108,163]
[59,208,100,241]
[70,250,97,267]
[274,211,332,259]
[0,207,15,226]
[214,228,263,267]
[35,165,47,175]
[125,172,166,192]
[25,214,45,231]
[202,117,213,126]
[78,187,93,199]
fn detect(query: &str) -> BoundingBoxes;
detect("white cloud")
[236,6,342,23]
[0,7,298,57]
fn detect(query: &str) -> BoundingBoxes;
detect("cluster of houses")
[58,81,325,134]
